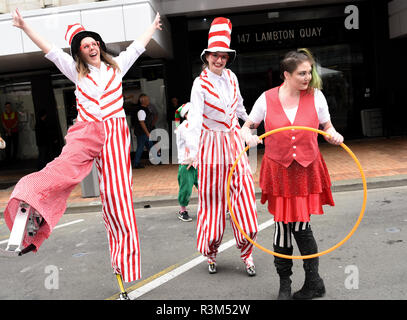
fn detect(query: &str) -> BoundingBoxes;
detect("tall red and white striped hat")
[65,23,106,57]
[201,17,236,64]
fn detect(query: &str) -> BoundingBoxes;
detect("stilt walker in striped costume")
[184,17,258,276]
[242,48,344,299]
[3,8,162,299]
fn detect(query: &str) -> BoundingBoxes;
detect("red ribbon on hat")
[65,23,86,45]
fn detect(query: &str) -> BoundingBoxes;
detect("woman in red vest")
[241,48,343,300]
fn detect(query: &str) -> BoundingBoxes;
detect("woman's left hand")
[324,127,344,145]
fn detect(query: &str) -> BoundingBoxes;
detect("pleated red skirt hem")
[259,152,334,223]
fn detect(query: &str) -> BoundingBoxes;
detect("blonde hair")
[280,48,322,92]
[75,50,121,80]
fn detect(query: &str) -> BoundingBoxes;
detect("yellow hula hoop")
[227,126,367,259]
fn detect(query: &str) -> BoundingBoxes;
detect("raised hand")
[12,8,25,30]
[11,7,52,54]
[137,12,163,48]
[153,12,162,31]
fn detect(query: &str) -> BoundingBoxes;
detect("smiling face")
[79,37,101,68]
[206,52,229,75]
[284,61,312,91]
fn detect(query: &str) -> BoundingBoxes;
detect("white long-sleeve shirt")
[45,40,145,122]
[175,120,189,164]
[248,88,331,125]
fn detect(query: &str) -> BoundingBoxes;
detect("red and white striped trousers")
[4,117,140,282]
[196,128,258,264]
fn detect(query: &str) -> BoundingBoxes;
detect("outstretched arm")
[115,12,162,76]
[137,12,162,48]
[12,8,52,54]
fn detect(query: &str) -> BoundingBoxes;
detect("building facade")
[0,0,405,164]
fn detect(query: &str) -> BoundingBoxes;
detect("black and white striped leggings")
[274,221,310,248]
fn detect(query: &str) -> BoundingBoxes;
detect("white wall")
[0,0,96,14]
[0,0,172,58]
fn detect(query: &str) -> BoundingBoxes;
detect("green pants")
[178,164,198,207]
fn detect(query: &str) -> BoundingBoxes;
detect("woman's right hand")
[12,8,26,30]
[153,12,163,31]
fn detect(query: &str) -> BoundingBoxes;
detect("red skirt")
[259,152,334,223]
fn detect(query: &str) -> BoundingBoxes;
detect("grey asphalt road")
[0,185,406,302]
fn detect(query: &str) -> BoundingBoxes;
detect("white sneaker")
[246,265,256,277]
[245,255,256,276]
[208,262,217,274]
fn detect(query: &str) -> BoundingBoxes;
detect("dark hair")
[5,102,11,106]
[138,93,148,105]
[201,52,211,71]
[280,48,322,91]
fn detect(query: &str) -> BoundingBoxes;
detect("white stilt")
[0,202,42,257]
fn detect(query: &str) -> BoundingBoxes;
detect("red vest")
[2,111,18,133]
[264,86,319,168]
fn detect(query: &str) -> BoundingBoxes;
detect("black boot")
[292,228,326,300]
[278,277,292,300]
[273,245,293,300]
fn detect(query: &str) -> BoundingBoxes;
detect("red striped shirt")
[204,100,225,114]
[201,85,219,99]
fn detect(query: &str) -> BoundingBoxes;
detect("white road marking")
[0,219,84,245]
[53,219,84,229]
[127,218,275,300]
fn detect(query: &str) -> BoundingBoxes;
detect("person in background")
[241,48,343,300]
[167,96,180,129]
[133,93,156,168]
[175,103,198,222]
[173,97,182,128]
[1,102,19,162]
[141,94,158,130]
[171,96,179,110]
